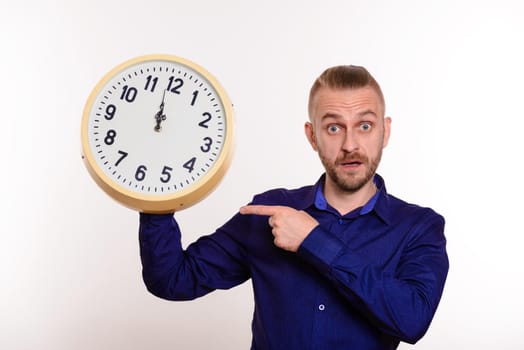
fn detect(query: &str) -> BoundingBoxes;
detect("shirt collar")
[306,173,392,224]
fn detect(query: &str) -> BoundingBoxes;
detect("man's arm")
[240,205,448,344]
[139,213,250,300]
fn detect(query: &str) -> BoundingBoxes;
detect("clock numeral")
[115,150,128,166]
[200,137,213,153]
[183,157,196,173]
[199,112,212,128]
[190,90,199,106]
[144,75,159,92]
[104,129,117,145]
[160,166,173,183]
[135,165,147,181]
[167,76,184,94]
[105,104,116,120]
[120,85,138,103]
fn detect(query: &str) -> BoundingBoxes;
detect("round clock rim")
[81,54,235,213]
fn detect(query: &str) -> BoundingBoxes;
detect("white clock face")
[85,58,230,199]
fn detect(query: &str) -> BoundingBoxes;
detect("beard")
[319,149,382,194]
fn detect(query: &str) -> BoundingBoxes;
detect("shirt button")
[318,304,325,311]
[338,219,344,224]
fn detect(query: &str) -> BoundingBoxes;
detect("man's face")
[306,86,391,193]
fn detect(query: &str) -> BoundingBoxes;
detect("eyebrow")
[356,109,379,119]
[321,109,378,121]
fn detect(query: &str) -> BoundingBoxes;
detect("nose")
[342,130,359,153]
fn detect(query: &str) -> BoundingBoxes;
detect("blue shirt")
[139,174,449,349]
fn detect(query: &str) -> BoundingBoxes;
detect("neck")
[323,177,377,216]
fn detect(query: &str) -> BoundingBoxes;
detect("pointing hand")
[240,205,318,252]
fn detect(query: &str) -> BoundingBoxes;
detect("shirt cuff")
[298,225,345,274]
[139,212,174,224]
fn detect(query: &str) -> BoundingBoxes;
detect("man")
[139,65,449,349]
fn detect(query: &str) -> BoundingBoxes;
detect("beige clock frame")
[81,54,235,214]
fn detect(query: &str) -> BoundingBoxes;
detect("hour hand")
[154,110,166,132]
[154,90,167,132]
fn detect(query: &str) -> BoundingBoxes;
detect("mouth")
[337,156,365,169]
[341,161,361,168]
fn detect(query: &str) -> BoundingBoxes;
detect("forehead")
[310,86,384,119]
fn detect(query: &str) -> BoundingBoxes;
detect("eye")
[360,122,372,132]
[327,124,341,134]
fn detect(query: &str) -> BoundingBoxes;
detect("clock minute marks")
[95,64,223,195]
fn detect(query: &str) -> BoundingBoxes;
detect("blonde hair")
[308,65,385,118]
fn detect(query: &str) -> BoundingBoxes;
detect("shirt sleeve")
[139,212,250,301]
[297,209,449,344]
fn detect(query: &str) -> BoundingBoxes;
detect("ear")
[382,117,392,148]
[304,122,318,151]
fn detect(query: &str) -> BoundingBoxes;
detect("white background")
[1,0,523,349]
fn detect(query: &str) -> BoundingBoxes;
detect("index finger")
[239,205,281,216]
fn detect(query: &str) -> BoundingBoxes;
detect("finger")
[239,205,280,217]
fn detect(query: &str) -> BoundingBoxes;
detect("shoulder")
[375,173,444,226]
[387,193,444,223]
[384,194,446,243]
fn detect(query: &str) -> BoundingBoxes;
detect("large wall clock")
[81,54,235,213]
